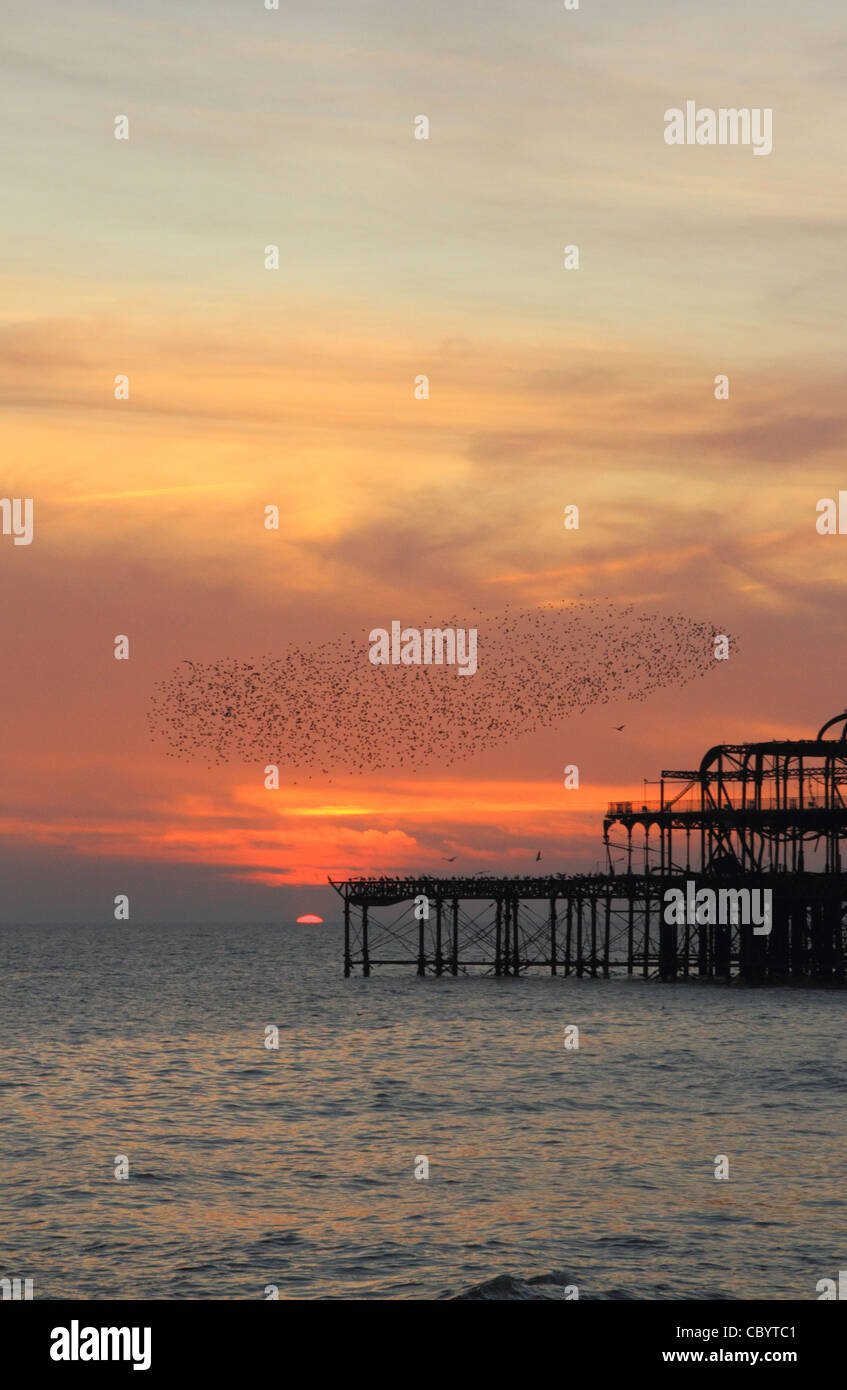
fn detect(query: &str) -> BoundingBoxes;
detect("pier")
[331,713,847,984]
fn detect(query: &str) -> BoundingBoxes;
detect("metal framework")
[331,714,847,985]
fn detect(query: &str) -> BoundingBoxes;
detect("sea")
[1,922,844,1300]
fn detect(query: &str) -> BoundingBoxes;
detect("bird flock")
[147,601,728,777]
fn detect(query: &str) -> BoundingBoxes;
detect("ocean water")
[0,922,844,1301]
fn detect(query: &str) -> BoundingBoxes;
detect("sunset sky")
[3,0,847,921]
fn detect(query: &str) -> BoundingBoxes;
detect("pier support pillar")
[417,906,426,976]
[550,895,557,975]
[361,904,370,978]
[627,891,635,975]
[343,895,351,977]
[658,884,677,981]
[503,898,512,976]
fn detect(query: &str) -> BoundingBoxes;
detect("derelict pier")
[330,713,847,985]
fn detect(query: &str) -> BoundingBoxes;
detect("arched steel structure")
[334,715,847,985]
[603,711,847,877]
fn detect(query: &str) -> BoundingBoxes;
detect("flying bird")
[443,856,456,862]
[535,850,542,861]
[147,602,724,778]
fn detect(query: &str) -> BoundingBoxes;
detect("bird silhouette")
[443,856,457,862]
[146,601,726,779]
[535,850,542,861]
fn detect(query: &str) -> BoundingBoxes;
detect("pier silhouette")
[331,713,847,984]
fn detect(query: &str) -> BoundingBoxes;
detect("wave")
[445,1271,631,1301]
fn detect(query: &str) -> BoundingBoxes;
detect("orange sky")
[3,0,847,921]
